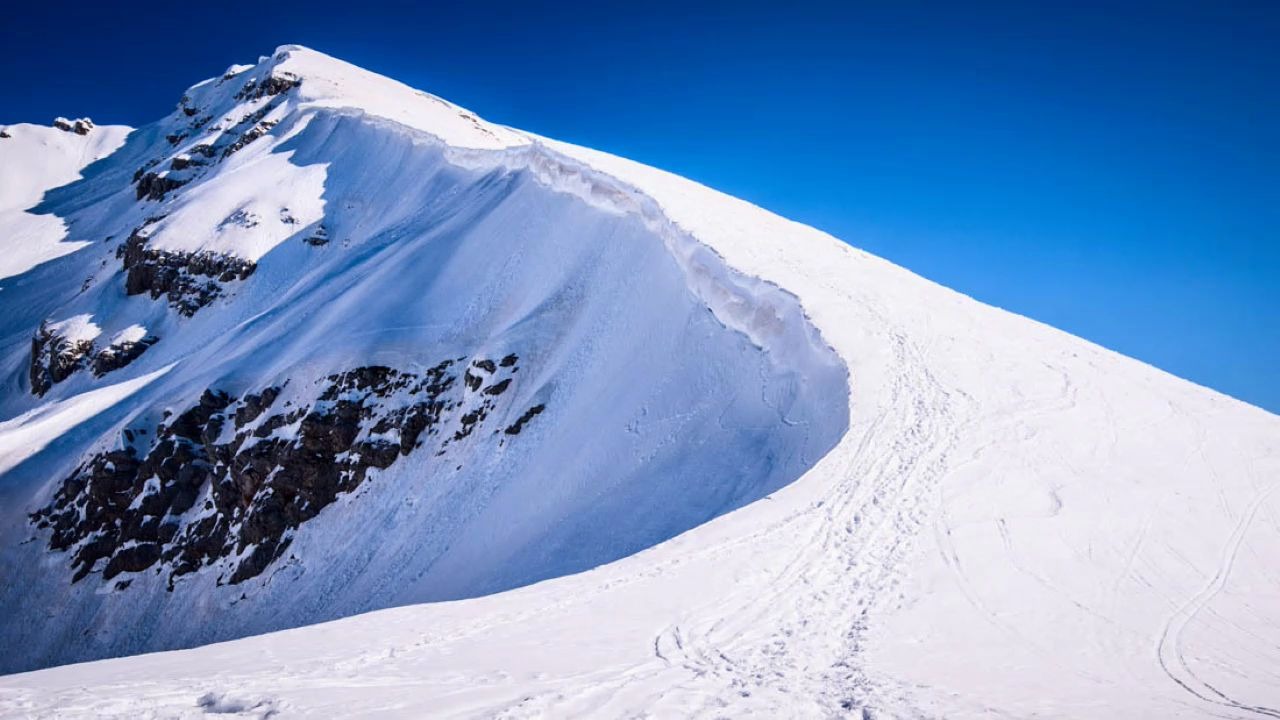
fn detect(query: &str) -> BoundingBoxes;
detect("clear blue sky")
[3,1,1277,412]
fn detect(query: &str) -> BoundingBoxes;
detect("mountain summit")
[0,43,846,672]
[0,46,1277,719]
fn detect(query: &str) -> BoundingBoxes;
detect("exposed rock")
[221,120,277,158]
[118,231,256,316]
[0,129,10,139]
[464,370,482,391]
[302,224,329,246]
[92,335,159,376]
[135,171,188,201]
[29,322,95,396]
[170,155,204,171]
[32,356,542,587]
[218,209,259,230]
[504,404,546,435]
[132,160,159,183]
[31,321,160,393]
[103,543,162,580]
[235,386,281,428]
[52,117,94,135]
[235,72,301,101]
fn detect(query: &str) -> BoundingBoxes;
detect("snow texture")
[0,121,130,280]
[0,46,845,675]
[0,46,1277,720]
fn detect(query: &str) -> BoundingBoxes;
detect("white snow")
[43,314,101,344]
[271,45,528,150]
[0,367,170,477]
[144,148,326,261]
[0,46,1276,720]
[107,325,149,346]
[0,46,846,681]
[0,122,130,280]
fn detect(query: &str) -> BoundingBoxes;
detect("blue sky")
[3,1,1277,412]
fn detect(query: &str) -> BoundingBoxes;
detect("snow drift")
[0,46,847,673]
[1,46,1277,720]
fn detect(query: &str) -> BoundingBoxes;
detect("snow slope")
[2,46,1278,719]
[0,121,130,280]
[0,46,845,674]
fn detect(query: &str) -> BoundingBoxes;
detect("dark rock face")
[31,356,543,588]
[29,322,160,396]
[447,358,516,444]
[220,119,277,158]
[118,231,256,316]
[135,171,188,201]
[92,335,159,376]
[134,97,285,209]
[0,129,11,139]
[29,323,95,397]
[52,117,94,135]
[302,224,329,246]
[169,154,205,171]
[504,403,546,435]
[234,72,301,101]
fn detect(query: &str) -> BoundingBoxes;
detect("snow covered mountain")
[1,46,1277,718]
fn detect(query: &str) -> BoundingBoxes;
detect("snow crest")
[3,46,1274,720]
[0,46,848,673]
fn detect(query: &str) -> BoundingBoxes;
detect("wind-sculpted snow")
[0,121,130,280]
[32,358,551,590]
[0,47,847,673]
[3,46,1277,720]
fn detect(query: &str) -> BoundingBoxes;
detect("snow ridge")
[0,45,848,675]
[327,107,842,381]
[1,45,1277,720]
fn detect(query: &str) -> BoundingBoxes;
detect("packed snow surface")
[0,121,130,279]
[1,46,1278,719]
[0,46,845,673]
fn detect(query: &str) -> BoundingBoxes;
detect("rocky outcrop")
[302,224,329,246]
[134,91,290,211]
[234,72,301,101]
[31,356,545,588]
[52,117,94,135]
[504,403,545,435]
[220,120,277,158]
[30,323,159,395]
[118,231,256,316]
[92,335,159,376]
[29,323,96,397]
[169,154,205,171]
[134,170,188,201]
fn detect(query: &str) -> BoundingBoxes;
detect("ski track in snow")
[1156,478,1280,718]
[1,46,1279,719]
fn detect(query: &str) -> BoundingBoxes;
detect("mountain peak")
[2,45,1277,720]
[177,44,526,151]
